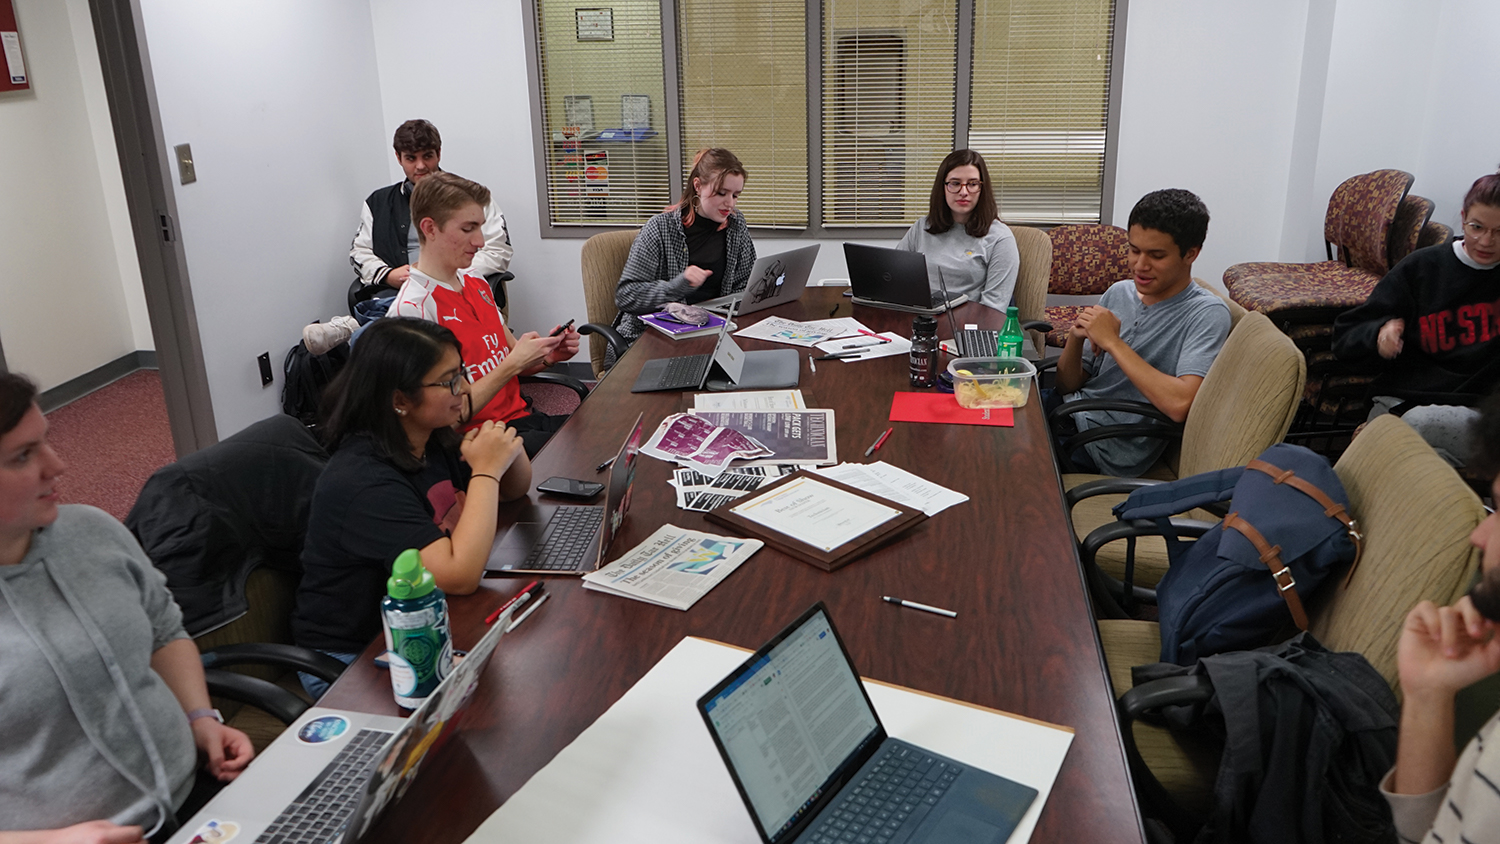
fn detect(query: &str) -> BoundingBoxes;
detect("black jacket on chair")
[126,415,328,636]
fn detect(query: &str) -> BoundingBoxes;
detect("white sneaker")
[303,315,358,355]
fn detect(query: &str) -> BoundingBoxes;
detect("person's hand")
[460,421,524,478]
[1378,318,1405,359]
[684,266,713,288]
[1397,596,1500,702]
[191,718,254,782]
[386,265,413,288]
[6,821,148,844]
[1075,306,1121,351]
[551,326,582,362]
[508,332,563,372]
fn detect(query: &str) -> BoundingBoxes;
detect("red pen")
[864,427,893,458]
[486,580,541,625]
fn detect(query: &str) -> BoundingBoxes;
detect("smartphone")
[549,319,576,337]
[537,476,605,499]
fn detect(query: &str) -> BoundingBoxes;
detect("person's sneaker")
[303,315,358,355]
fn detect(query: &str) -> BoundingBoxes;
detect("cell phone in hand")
[549,319,576,337]
[537,476,605,499]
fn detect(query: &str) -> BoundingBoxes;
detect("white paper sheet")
[692,390,806,411]
[815,332,912,362]
[735,316,871,347]
[729,475,901,552]
[464,637,1074,844]
[2,32,25,84]
[813,461,969,516]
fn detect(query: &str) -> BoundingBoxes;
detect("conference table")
[321,287,1145,843]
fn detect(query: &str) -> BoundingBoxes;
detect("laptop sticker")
[187,820,240,843]
[296,715,351,744]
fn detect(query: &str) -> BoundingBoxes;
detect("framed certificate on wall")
[1,0,30,92]
[576,8,613,42]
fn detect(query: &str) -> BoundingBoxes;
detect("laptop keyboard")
[655,353,711,390]
[953,329,999,358]
[253,727,393,844]
[520,506,605,571]
[802,745,962,844]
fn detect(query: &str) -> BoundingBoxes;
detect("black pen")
[814,351,864,361]
[596,455,616,472]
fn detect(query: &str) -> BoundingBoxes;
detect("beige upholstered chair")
[579,229,638,377]
[1193,278,1246,329]
[1009,225,1053,355]
[1098,414,1486,818]
[1064,312,1305,588]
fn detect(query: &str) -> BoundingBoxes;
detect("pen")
[814,352,865,361]
[506,591,551,633]
[864,427,893,457]
[828,304,840,318]
[485,580,541,625]
[596,455,617,473]
[838,337,891,350]
[882,596,957,619]
[808,355,817,373]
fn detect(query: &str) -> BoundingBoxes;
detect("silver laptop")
[700,244,821,316]
[844,243,968,314]
[169,602,514,844]
[485,413,643,575]
[631,300,800,393]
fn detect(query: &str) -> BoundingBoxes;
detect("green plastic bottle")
[380,549,452,709]
[998,306,1024,358]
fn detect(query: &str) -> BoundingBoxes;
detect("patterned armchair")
[1222,169,1414,320]
[1388,194,1436,267]
[1043,224,1131,347]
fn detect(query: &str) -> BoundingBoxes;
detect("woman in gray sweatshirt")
[896,149,1020,312]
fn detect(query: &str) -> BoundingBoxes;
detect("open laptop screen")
[700,606,882,842]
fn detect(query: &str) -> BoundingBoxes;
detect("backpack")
[1112,443,1364,664]
[281,340,348,426]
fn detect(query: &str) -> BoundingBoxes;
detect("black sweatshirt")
[1332,242,1500,405]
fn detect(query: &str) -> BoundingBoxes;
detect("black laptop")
[698,603,1037,844]
[844,243,968,314]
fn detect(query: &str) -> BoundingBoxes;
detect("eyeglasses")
[944,180,983,194]
[1463,220,1500,241]
[423,368,470,396]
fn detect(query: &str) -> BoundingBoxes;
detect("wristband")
[471,473,501,484]
[187,707,224,725]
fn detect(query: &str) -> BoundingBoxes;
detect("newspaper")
[670,465,799,512]
[581,525,763,610]
[689,409,837,467]
[640,413,773,477]
[733,316,871,347]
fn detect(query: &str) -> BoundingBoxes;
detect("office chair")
[578,229,636,377]
[1093,415,1485,835]
[1008,225,1053,356]
[1059,312,1305,590]
[1042,224,1131,348]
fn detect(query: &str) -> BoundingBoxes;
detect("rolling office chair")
[578,229,636,377]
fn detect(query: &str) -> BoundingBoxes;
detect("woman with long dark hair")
[610,148,756,366]
[292,317,530,695]
[897,149,1020,311]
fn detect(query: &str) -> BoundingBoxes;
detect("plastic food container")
[947,357,1038,409]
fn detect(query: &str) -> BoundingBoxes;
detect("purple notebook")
[640,311,728,340]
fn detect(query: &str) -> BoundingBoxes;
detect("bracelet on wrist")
[187,707,224,725]
[471,472,501,484]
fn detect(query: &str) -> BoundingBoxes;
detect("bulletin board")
[0,0,30,93]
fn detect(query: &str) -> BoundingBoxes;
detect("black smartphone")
[549,319,576,337]
[537,476,605,499]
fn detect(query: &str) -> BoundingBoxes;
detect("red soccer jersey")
[392,271,526,428]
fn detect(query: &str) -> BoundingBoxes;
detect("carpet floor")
[45,369,176,522]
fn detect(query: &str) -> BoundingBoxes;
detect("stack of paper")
[734,316,873,347]
[812,461,969,516]
[580,526,762,610]
[669,465,798,512]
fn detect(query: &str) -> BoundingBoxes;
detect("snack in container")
[947,357,1038,409]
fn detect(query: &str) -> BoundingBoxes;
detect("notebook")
[843,243,968,315]
[168,601,511,844]
[698,603,1037,844]
[485,413,643,576]
[699,244,821,316]
[631,299,800,393]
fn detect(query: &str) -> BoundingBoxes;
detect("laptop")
[485,413,643,576]
[844,243,968,314]
[936,268,998,357]
[698,603,1038,844]
[699,244,821,316]
[168,601,512,844]
[631,299,800,393]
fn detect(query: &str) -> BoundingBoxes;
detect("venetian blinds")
[678,0,808,228]
[969,0,1116,224]
[535,1,672,225]
[821,0,958,227]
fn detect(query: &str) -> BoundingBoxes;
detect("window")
[526,0,1117,233]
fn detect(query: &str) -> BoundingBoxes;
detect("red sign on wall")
[0,0,30,93]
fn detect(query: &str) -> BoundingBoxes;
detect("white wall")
[1411,0,1500,231]
[0,0,147,390]
[138,0,391,436]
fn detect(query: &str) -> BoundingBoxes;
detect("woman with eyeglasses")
[896,149,1020,311]
[1333,170,1500,469]
[291,317,530,696]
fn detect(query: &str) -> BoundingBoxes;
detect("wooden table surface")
[321,288,1144,843]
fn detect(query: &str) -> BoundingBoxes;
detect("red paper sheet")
[889,392,1015,427]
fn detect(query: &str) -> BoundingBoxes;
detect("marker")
[596,455,617,473]
[814,351,864,361]
[864,427,893,458]
[506,592,551,633]
[485,580,541,625]
[808,355,817,373]
[882,596,957,619]
[838,337,891,351]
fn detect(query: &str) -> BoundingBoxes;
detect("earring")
[396,408,407,416]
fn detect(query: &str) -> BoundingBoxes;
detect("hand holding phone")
[550,319,576,337]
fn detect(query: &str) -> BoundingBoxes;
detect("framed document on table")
[704,471,925,571]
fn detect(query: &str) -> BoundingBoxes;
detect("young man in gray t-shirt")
[1054,189,1231,477]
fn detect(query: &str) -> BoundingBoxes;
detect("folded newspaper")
[581,525,763,610]
[640,413,773,477]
